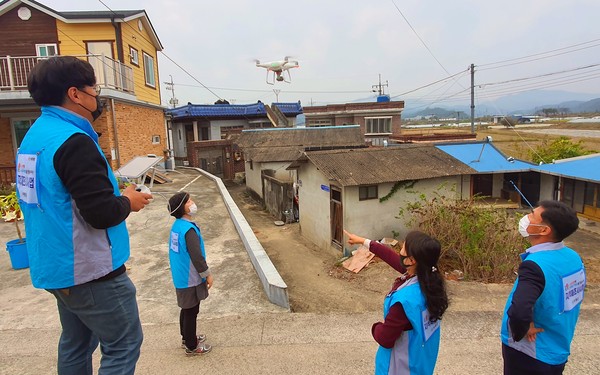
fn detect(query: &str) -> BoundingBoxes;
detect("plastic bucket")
[6,239,28,270]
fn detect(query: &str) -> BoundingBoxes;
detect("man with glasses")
[501,200,584,374]
[16,56,151,374]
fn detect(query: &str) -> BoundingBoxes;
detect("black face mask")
[399,254,411,268]
[78,90,103,121]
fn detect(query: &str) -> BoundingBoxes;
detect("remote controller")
[135,184,152,195]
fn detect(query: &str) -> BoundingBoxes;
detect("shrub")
[399,192,528,283]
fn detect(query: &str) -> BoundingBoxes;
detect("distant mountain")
[401,90,600,117]
[404,107,468,119]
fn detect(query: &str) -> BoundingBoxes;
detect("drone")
[254,56,299,85]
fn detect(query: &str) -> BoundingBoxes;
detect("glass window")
[366,117,392,134]
[129,47,139,66]
[143,52,155,87]
[36,44,57,57]
[13,119,35,148]
[359,185,378,200]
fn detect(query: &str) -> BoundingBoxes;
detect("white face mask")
[188,203,198,215]
[518,215,546,238]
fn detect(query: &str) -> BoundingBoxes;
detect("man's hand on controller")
[122,184,152,212]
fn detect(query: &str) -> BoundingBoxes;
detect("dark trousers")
[179,303,200,350]
[502,344,566,375]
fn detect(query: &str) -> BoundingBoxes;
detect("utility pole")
[164,75,178,108]
[470,63,475,134]
[273,89,281,103]
[372,74,389,96]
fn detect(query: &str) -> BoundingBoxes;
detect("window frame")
[142,51,156,88]
[359,185,378,201]
[35,43,58,57]
[129,46,139,66]
[365,116,392,135]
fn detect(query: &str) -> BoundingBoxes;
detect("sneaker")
[185,342,212,356]
[181,334,206,349]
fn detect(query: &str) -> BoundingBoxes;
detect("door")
[583,183,600,220]
[330,186,343,247]
[86,41,114,87]
[199,148,223,177]
[472,174,493,197]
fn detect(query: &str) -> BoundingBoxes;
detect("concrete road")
[1,169,599,374]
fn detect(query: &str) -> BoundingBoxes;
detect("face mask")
[518,215,546,238]
[188,203,198,215]
[399,254,411,268]
[78,90,103,121]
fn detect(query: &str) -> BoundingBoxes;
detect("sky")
[38,0,600,110]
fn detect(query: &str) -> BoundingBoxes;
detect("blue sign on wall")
[321,184,330,192]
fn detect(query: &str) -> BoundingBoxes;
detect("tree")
[530,136,596,164]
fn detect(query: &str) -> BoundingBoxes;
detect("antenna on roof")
[473,136,493,163]
[371,74,388,96]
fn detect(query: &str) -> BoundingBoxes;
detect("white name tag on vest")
[16,153,39,205]
[422,309,440,342]
[170,232,179,253]
[562,268,585,312]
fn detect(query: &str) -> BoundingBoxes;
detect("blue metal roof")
[435,142,535,173]
[166,101,303,119]
[532,154,600,183]
[273,102,303,115]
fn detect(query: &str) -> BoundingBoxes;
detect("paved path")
[1,169,599,374]
[518,128,600,138]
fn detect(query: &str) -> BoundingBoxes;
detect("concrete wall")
[343,177,462,246]
[210,120,247,140]
[297,163,335,250]
[539,174,556,201]
[245,161,291,199]
[297,161,462,252]
[492,173,503,197]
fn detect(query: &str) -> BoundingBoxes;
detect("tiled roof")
[167,102,268,119]
[532,153,600,183]
[238,125,366,163]
[167,102,303,119]
[435,142,535,173]
[272,102,303,115]
[301,145,476,186]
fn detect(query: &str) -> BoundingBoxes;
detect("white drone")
[254,56,299,85]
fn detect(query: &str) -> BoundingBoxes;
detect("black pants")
[502,344,566,375]
[179,303,200,350]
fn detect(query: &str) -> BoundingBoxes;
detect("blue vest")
[169,218,206,289]
[16,106,129,289]
[375,277,441,375]
[501,243,585,365]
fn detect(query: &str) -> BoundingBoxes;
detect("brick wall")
[109,101,165,169]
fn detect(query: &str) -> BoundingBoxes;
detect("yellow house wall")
[56,21,116,57]
[56,19,161,106]
[121,18,161,105]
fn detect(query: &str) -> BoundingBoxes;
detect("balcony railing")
[0,54,135,94]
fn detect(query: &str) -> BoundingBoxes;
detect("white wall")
[171,122,187,158]
[493,173,503,197]
[539,174,556,201]
[297,160,463,252]
[245,161,293,199]
[343,177,462,249]
[297,162,336,250]
[209,119,248,140]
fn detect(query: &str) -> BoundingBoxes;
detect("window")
[129,46,139,66]
[11,118,36,153]
[308,119,332,127]
[143,52,155,87]
[365,117,392,134]
[359,185,378,200]
[36,44,57,57]
[151,135,160,144]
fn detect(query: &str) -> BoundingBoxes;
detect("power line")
[479,37,600,69]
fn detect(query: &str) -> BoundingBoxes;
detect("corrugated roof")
[532,154,600,183]
[238,125,366,163]
[302,145,476,186]
[435,142,535,173]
